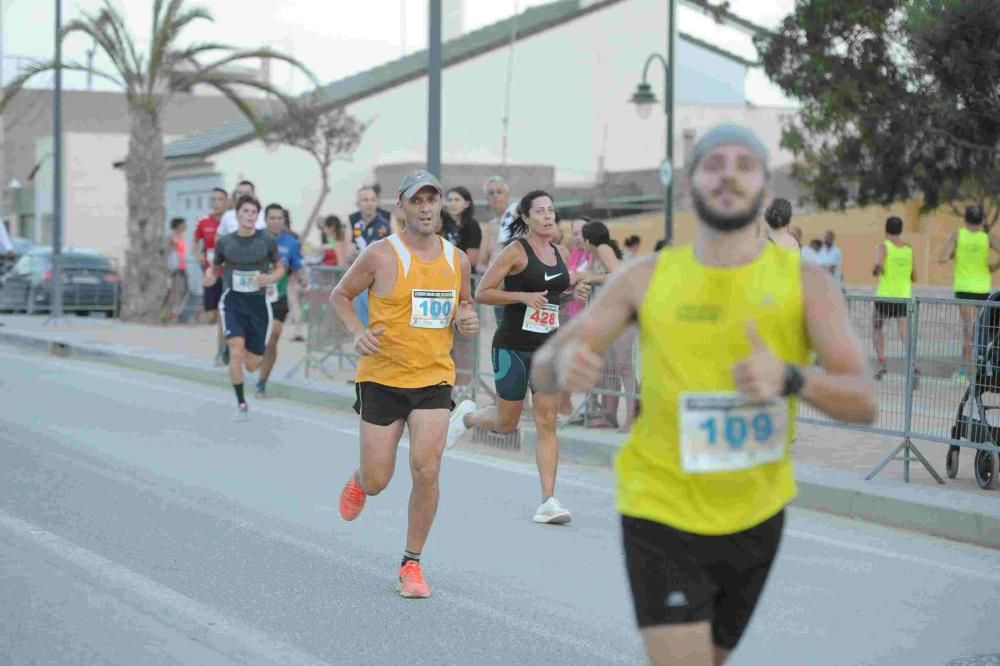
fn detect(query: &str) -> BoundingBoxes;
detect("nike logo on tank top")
[493,238,571,352]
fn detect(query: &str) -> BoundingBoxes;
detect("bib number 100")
[699,413,773,448]
[418,299,453,319]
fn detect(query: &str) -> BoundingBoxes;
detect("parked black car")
[0,247,121,316]
[0,236,33,277]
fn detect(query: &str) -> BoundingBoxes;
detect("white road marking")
[784,529,1000,582]
[0,509,330,666]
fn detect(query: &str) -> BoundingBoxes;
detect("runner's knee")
[360,467,393,495]
[495,412,520,434]
[411,455,441,487]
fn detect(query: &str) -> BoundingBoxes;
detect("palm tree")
[0,0,315,321]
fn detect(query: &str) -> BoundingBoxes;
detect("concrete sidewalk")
[2,314,999,549]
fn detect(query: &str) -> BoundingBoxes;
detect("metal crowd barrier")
[290,269,1000,490]
[557,282,639,431]
[799,294,1000,490]
[285,265,357,379]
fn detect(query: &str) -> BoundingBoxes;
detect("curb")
[3,328,999,550]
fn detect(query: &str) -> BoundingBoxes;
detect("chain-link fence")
[289,277,1000,490]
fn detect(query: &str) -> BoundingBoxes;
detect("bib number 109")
[679,392,787,473]
[698,413,773,449]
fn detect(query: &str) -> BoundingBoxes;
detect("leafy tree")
[0,0,314,320]
[756,0,1000,226]
[265,95,368,242]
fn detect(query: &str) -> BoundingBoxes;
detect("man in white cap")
[330,169,480,599]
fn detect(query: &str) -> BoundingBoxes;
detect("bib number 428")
[522,303,559,333]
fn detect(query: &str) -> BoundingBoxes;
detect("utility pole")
[49,0,65,322]
[427,0,442,177]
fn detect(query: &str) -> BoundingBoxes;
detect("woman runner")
[449,190,573,524]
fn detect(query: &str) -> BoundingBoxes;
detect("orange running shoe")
[397,560,431,598]
[338,474,366,521]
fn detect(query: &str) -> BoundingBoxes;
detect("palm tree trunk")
[121,103,169,322]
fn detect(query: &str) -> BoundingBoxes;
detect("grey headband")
[688,123,769,174]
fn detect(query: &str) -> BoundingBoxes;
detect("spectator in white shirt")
[217,180,266,235]
[801,238,824,265]
[0,216,13,256]
[819,230,843,280]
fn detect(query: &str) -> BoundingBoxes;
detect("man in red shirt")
[195,187,229,364]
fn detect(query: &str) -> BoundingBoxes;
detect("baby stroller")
[948,291,1000,489]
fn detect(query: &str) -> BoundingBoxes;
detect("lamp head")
[630,82,658,119]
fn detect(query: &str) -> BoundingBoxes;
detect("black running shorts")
[203,280,223,312]
[271,296,289,324]
[353,381,454,426]
[220,290,271,356]
[955,291,990,302]
[621,511,784,650]
[874,300,907,320]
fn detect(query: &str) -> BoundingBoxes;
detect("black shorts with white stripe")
[220,290,272,356]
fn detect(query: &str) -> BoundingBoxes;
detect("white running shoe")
[533,497,572,525]
[447,400,477,449]
[233,404,249,422]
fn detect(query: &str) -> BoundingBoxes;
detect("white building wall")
[211,0,794,228]
[65,133,129,260]
[35,132,183,264]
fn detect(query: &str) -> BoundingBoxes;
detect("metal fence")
[289,274,1000,490]
[799,294,1000,490]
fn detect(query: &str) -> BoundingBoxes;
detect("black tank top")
[492,238,571,352]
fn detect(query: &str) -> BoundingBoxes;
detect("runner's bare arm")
[799,265,877,424]
[458,251,474,305]
[203,244,224,286]
[588,245,621,283]
[258,261,286,286]
[990,233,1000,254]
[330,244,381,339]
[474,242,544,308]
[989,234,1000,271]
[938,231,957,263]
[873,242,886,277]
[454,251,479,337]
[530,256,655,394]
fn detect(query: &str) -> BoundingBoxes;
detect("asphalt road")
[1,346,999,666]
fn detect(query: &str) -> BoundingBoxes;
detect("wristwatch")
[781,364,805,397]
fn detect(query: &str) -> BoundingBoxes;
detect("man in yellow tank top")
[873,216,916,381]
[531,124,877,665]
[330,170,479,599]
[938,205,1000,379]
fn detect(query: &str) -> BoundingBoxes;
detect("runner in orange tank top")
[330,170,479,599]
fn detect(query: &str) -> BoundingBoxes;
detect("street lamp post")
[630,0,676,246]
[49,0,65,322]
